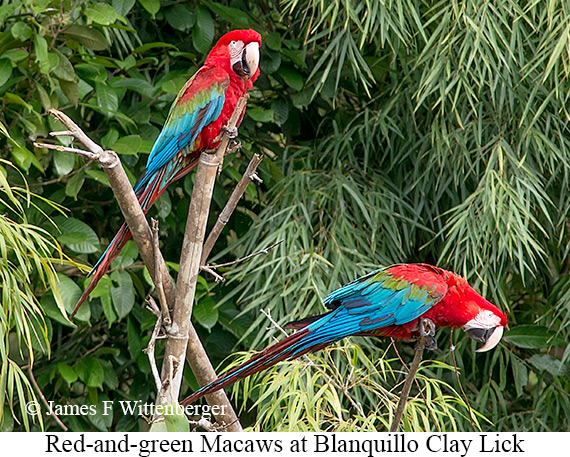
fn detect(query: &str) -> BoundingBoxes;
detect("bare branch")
[33,142,100,160]
[200,265,225,282]
[151,218,171,327]
[39,110,168,292]
[156,96,249,432]
[450,330,477,431]
[48,109,105,157]
[39,108,243,431]
[389,318,435,432]
[201,153,264,264]
[143,297,164,392]
[201,240,283,281]
[390,338,441,432]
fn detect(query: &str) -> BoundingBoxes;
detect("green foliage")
[222,0,570,432]
[228,344,485,432]
[0,0,568,432]
[0,160,64,431]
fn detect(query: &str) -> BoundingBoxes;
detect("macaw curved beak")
[465,325,504,352]
[232,42,259,80]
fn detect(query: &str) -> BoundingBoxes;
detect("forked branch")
[36,106,246,431]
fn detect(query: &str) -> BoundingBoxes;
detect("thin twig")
[30,160,93,187]
[389,318,435,432]
[81,339,107,359]
[201,240,283,281]
[200,265,225,282]
[206,240,282,269]
[48,109,105,157]
[27,364,68,431]
[33,142,100,160]
[390,338,441,432]
[35,110,118,168]
[389,351,424,431]
[151,218,171,327]
[144,297,163,392]
[450,330,477,431]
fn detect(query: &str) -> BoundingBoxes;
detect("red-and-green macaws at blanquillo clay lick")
[181,263,506,406]
[70,29,262,318]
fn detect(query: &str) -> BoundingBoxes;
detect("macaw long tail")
[71,154,200,318]
[70,169,166,318]
[70,222,132,318]
[180,327,326,406]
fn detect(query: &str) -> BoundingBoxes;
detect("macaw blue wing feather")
[300,266,448,349]
[136,67,229,191]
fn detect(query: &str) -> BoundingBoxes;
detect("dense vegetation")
[1,0,569,432]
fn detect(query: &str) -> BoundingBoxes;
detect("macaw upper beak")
[465,325,504,352]
[232,42,259,80]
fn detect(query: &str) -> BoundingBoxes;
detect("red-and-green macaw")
[71,29,262,317]
[181,263,507,405]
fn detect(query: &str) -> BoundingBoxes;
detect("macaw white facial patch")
[229,40,244,66]
[463,309,502,330]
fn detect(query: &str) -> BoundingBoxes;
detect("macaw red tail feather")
[70,222,132,318]
[71,155,200,319]
[181,328,313,406]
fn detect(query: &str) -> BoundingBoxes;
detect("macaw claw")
[221,125,239,139]
[422,335,438,351]
[226,139,242,154]
[415,318,437,351]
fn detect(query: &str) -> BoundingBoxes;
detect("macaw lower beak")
[464,325,504,352]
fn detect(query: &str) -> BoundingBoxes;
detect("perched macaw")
[71,29,262,317]
[181,263,506,405]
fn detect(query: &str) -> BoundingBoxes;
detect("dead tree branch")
[389,318,435,432]
[201,240,283,282]
[37,108,243,431]
[450,330,477,431]
[34,109,169,293]
[201,153,263,264]
[144,297,164,392]
[151,218,171,327]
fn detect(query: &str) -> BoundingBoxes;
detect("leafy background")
[1,0,569,432]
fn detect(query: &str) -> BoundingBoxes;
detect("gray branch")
[154,96,250,432]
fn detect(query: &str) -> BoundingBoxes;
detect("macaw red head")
[441,272,507,352]
[205,29,262,84]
